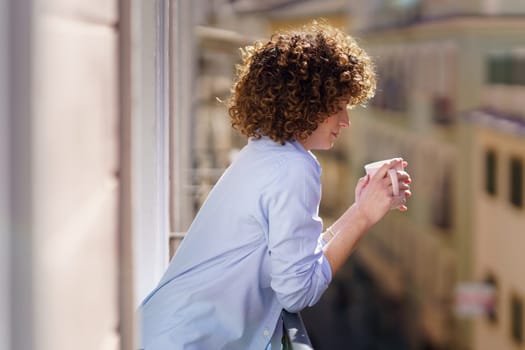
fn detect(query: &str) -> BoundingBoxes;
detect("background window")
[485,274,498,324]
[511,295,523,344]
[516,55,525,86]
[510,157,523,208]
[432,96,454,125]
[485,150,497,196]
[487,54,512,85]
[432,168,453,229]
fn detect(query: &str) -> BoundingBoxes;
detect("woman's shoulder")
[244,139,321,189]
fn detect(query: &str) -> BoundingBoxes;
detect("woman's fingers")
[395,170,412,199]
[399,183,411,192]
[381,172,411,196]
[371,158,403,181]
[354,174,370,201]
[396,170,411,183]
[371,163,392,181]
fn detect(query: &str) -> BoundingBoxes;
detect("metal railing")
[282,311,314,350]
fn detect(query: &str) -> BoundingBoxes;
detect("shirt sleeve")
[266,155,332,313]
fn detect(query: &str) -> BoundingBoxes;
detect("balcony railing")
[282,311,314,350]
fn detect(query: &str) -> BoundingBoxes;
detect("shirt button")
[263,329,270,337]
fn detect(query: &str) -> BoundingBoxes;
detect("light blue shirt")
[138,137,332,349]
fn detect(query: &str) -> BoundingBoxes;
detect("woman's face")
[298,100,350,151]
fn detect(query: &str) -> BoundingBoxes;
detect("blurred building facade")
[2,0,525,349]
[348,1,525,350]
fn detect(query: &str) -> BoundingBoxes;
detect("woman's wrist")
[321,204,373,275]
[322,203,373,245]
[351,202,374,232]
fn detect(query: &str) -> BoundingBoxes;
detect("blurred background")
[1,0,525,349]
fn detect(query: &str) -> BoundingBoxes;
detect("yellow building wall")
[473,126,525,350]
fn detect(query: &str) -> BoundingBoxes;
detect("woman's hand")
[354,158,412,229]
[322,158,412,275]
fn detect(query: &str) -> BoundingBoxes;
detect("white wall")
[25,1,120,349]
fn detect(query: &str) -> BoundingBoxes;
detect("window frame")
[510,292,524,344]
[130,0,171,307]
[485,148,498,197]
[484,273,498,324]
[0,0,10,347]
[509,156,523,208]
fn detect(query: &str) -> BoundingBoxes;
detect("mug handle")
[387,169,399,196]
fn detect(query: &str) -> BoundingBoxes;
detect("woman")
[139,22,411,349]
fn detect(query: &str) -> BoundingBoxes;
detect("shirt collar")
[289,140,319,164]
[249,136,319,165]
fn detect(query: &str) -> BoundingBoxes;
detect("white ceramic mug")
[364,158,405,200]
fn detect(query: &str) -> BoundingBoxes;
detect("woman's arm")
[322,158,411,275]
[266,156,331,312]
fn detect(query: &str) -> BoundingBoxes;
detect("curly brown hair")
[227,21,376,144]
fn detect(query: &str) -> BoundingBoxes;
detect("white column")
[132,0,171,306]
